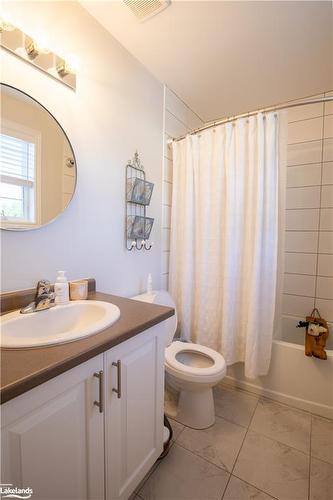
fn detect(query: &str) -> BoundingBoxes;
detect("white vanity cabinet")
[105,326,165,500]
[1,322,166,500]
[1,354,105,500]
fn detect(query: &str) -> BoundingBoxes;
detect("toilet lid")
[165,341,226,376]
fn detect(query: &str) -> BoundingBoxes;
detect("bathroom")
[0,1,332,499]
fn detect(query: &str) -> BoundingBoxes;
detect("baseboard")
[223,375,333,420]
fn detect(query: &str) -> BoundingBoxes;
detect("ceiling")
[80,1,333,122]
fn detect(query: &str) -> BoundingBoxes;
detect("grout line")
[288,138,323,147]
[287,160,325,168]
[165,85,205,124]
[283,292,315,298]
[226,474,279,500]
[285,209,320,212]
[309,454,333,467]
[221,397,261,500]
[286,251,333,255]
[165,108,190,132]
[288,114,324,125]
[286,184,333,189]
[285,273,333,278]
[288,160,333,168]
[308,415,313,500]
[284,272,316,277]
[313,108,326,307]
[288,183,333,189]
[285,229,332,232]
[174,439,231,473]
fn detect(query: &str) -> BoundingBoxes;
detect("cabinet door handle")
[112,360,121,399]
[93,370,104,413]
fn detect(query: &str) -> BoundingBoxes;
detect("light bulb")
[64,54,80,73]
[0,17,16,32]
[25,34,50,59]
[33,36,50,55]
[57,54,79,77]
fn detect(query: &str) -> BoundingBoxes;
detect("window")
[0,124,40,226]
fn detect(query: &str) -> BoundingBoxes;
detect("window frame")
[0,119,41,229]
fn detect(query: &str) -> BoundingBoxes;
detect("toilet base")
[177,388,215,429]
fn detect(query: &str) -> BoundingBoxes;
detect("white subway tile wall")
[284,90,333,331]
[162,87,333,328]
[161,86,204,289]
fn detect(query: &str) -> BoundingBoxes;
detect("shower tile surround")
[283,90,333,336]
[135,384,333,500]
[162,88,333,331]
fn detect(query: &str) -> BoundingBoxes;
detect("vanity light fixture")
[0,19,77,90]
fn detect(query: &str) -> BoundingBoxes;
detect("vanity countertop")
[0,291,174,404]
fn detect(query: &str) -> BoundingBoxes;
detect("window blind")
[0,133,35,187]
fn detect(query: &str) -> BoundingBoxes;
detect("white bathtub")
[225,320,333,419]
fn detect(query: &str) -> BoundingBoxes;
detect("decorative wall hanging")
[126,151,154,250]
[296,308,329,360]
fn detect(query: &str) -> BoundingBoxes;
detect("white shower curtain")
[169,112,286,379]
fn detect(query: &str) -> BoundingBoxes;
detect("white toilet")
[132,290,226,429]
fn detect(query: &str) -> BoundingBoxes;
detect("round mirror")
[0,84,76,230]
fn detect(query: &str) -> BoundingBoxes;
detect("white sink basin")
[0,300,121,348]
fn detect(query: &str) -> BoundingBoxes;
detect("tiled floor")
[135,384,333,500]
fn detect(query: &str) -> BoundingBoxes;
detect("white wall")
[161,86,204,289]
[1,1,164,296]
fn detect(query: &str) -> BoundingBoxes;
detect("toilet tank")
[131,290,177,347]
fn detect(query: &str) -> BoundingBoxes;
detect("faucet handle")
[35,279,51,298]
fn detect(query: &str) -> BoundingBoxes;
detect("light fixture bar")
[0,19,77,91]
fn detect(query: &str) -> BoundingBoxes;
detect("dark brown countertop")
[0,291,174,404]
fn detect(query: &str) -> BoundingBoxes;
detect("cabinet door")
[1,355,105,500]
[105,324,165,500]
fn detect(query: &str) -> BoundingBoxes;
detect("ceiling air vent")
[123,0,171,22]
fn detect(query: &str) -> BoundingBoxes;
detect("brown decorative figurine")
[298,308,329,360]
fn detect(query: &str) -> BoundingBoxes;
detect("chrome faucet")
[20,280,55,314]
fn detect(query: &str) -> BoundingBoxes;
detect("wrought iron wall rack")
[126,151,154,251]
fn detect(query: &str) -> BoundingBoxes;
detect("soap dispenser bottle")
[54,271,69,305]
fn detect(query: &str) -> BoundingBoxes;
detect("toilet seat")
[165,341,226,383]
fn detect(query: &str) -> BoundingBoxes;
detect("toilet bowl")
[132,290,226,429]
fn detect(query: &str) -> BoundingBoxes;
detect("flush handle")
[93,370,104,413]
[112,360,121,399]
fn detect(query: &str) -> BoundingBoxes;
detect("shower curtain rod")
[170,95,333,143]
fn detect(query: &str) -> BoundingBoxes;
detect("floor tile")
[311,416,333,465]
[250,399,311,453]
[213,385,259,427]
[310,457,333,500]
[223,476,275,500]
[139,443,229,500]
[233,430,309,500]
[177,415,246,472]
[169,418,184,441]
